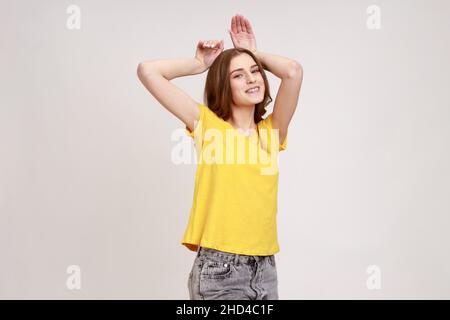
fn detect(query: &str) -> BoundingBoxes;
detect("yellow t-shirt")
[182,103,287,256]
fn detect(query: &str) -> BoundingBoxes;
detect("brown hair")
[203,48,272,124]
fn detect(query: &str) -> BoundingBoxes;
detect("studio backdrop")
[1,0,449,299]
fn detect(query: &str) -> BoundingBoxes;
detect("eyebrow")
[230,64,259,75]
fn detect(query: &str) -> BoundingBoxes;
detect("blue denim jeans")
[188,247,279,300]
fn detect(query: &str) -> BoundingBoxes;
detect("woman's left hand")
[228,14,257,53]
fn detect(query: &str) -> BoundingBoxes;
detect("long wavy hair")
[203,48,272,124]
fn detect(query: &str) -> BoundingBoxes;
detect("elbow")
[286,60,303,79]
[137,61,157,80]
[136,62,148,79]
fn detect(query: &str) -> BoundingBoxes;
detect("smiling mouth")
[245,86,261,94]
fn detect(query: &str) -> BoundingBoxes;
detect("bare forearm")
[254,51,301,79]
[137,57,207,80]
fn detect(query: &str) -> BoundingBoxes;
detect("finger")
[231,15,237,33]
[244,18,254,34]
[237,14,244,33]
[239,15,249,33]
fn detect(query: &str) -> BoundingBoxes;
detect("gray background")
[1,0,449,299]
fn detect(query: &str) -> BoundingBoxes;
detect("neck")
[229,105,256,130]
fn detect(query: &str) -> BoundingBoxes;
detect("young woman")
[137,14,303,300]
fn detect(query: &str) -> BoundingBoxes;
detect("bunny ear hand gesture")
[228,14,257,53]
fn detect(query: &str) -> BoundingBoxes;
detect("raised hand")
[228,14,257,53]
[195,39,224,69]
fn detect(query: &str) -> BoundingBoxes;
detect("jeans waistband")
[197,246,274,265]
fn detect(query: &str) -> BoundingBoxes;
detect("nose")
[246,73,256,83]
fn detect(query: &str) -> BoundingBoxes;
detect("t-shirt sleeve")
[261,113,288,152]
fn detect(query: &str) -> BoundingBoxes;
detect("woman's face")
[229,54,265,106]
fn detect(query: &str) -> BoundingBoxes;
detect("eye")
[233,69,260,78]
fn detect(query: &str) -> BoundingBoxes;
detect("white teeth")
[246,87,259,93]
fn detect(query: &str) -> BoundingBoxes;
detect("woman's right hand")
[195,39,224,70]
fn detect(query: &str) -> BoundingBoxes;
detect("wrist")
[193,57,208,73]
